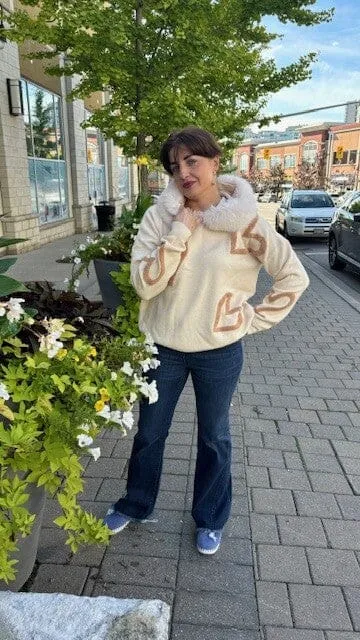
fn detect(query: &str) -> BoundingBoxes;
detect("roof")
[255,140,300,149]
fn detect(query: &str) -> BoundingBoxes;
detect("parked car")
[275,190,335,240]
[258,191,277,203]
[328,191,360,272]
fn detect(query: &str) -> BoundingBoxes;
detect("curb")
[300,252,360,315]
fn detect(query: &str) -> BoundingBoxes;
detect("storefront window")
[85,112,106,204]
[22,80,68,225]
[117,154,131,201]
[256,158,268,170]
[284,154,296,169]
[302,141,318,165]
[239,154,249,172]
[270,155,281,168]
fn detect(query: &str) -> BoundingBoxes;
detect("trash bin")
[95,202,115,231]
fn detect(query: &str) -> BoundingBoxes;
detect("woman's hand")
[175,206,202,233]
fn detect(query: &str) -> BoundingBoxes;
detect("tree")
[31,89,58,159]
[293,151,326,190]
[247,166,265,193]
[6,1,333,191]
[264,165,287,199]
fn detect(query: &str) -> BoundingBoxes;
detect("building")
[0,0,137,254]
[234,121,360,192]
[326,123,360,189]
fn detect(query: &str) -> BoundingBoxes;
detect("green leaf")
[0,238,26,248]
[0,258,17,274]
[0,275,27,297]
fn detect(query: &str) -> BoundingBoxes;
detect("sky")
[258,0,360,131]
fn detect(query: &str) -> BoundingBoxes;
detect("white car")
[275,190,336,240]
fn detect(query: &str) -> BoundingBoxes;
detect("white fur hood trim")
[156,174,257,233]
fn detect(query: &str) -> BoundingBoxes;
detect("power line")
[265,100,359,121]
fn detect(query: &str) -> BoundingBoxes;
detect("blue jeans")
[114,340,243,529]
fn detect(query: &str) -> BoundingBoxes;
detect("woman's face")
[169,145,219,200]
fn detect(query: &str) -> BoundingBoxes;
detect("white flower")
[132,223,140,229]
[77,433,93,447]
[150,358,161,369]
[121,361,134,376]
[79,244,86,251]
[127,338,138,346]
[39,321,65,358]
[80,423,91,433]
[74,279,80,290]
[129,392,137,404]
[76,316,84,323]
[139,358,151,372]
[74,257,81,265]
[108,409,122,425]
[61,255,66,260]
[10,297,25,306]
[71,249,76,256]
[88,447,101,461]
[47,341,64,359]
[111,371,118,381]
[146,380,158,404]
[6,298,25,323]
[96,404,111,419]
[101,247,108,255]
[0,305,6,317]
[122,410,134,430]
[0,383,10,401]
[144,335,158,355]
[137,379,158,404]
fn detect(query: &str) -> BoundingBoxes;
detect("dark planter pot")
[94,259,125,312]
[0,482,46,592]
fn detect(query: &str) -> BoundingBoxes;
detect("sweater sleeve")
[131,206,192,301]
[246,215,310,335]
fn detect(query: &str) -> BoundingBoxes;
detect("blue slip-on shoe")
[103,505,131,534]
[196,528,223,555]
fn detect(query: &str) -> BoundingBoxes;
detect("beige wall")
[19,43,61,95]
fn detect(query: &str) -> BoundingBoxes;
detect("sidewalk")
[8,236,360,639]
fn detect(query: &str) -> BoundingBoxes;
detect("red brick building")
[234,122,360,192]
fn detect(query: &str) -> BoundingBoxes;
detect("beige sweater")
[131,175,309,352]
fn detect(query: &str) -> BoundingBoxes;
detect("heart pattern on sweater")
[230,216,267,258]
[143,245,166,285]
[255,291,297,314]
[213,292,244,332]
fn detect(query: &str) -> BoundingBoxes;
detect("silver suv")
[275,190,335,240]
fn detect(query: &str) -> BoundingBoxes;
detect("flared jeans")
[114,339,243,529]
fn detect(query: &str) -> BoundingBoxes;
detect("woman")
[104,126,309,554]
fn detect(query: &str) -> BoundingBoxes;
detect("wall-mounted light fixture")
[7,79,24,116]
[0,6,6,51]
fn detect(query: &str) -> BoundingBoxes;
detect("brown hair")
[160,126,222,175]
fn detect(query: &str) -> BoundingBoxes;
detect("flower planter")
[93,259,125,312]
[0,482,46,592]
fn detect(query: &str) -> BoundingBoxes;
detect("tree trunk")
[136,132,149,194]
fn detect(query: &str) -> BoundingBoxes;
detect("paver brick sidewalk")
[11,235,360,639]
[246,267,360,640]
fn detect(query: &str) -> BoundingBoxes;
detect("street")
[259,202,360,304]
